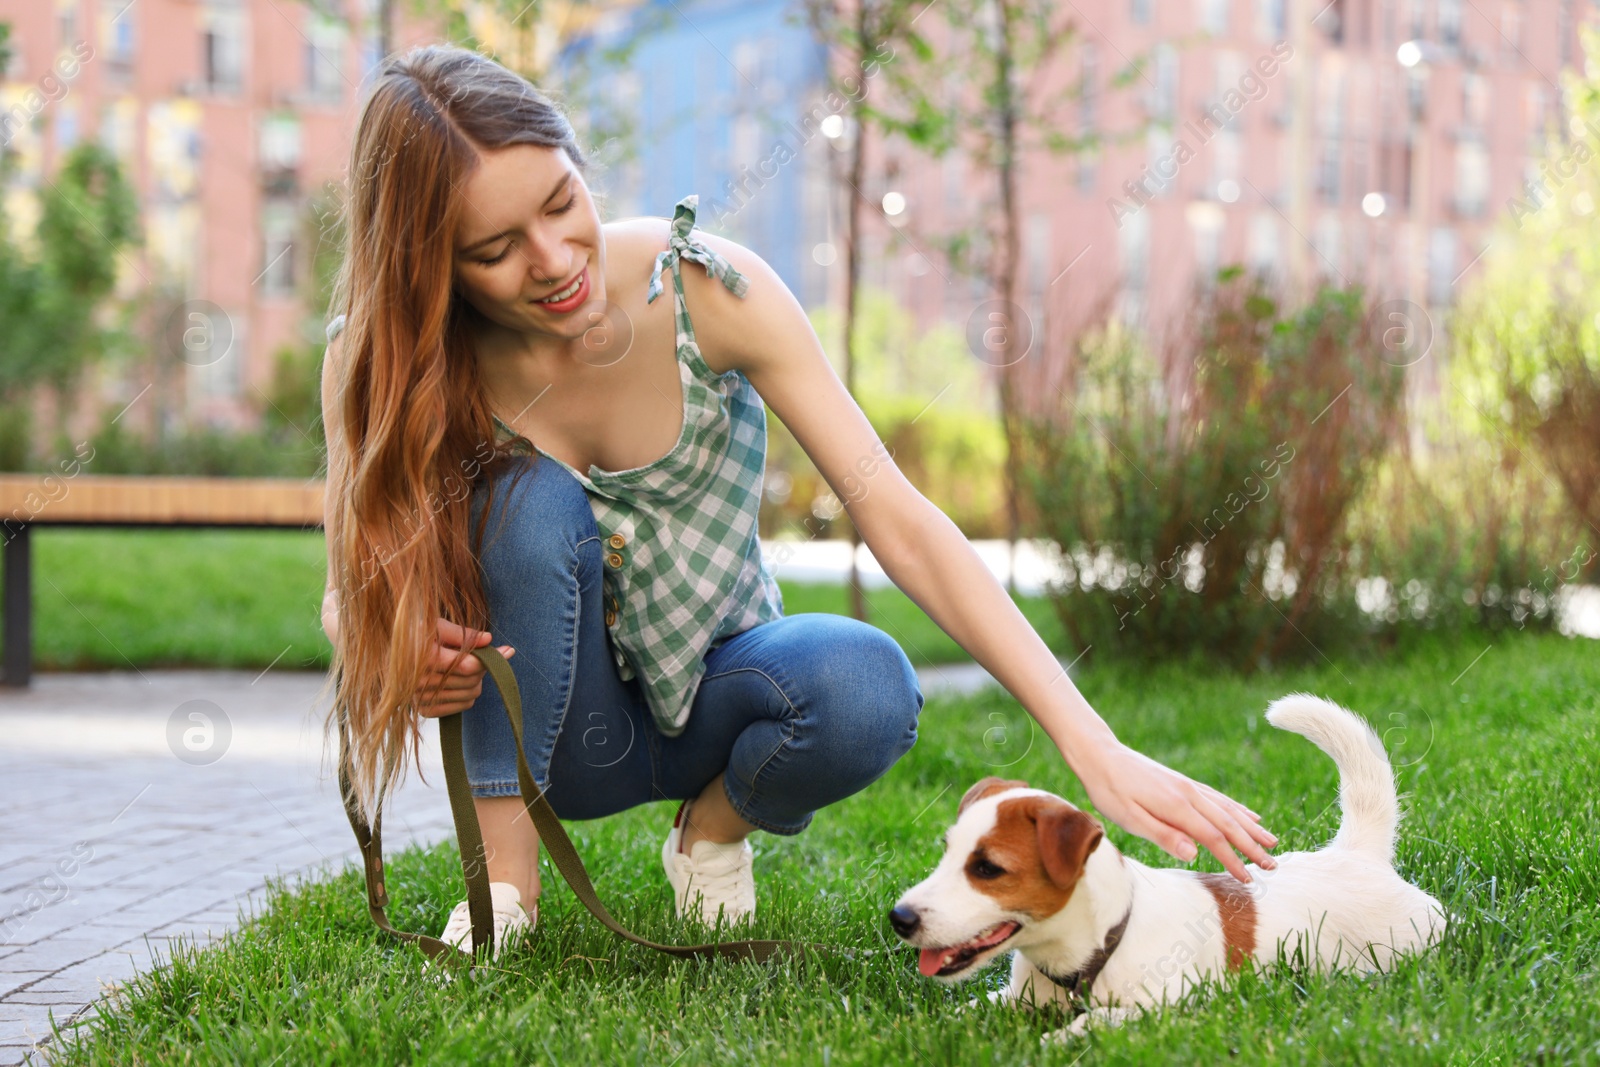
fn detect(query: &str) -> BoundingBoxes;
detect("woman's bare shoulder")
[601,216,671,298]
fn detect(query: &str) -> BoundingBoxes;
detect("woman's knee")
[471,454,600,576]
[799,618,923,761]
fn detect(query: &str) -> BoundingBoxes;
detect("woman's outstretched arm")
[683,231,1278,884]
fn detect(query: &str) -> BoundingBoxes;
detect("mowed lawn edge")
[29,624,1599,1066]
[24,528,1064,671]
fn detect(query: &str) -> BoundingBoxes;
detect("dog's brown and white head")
[889,777,1108,981]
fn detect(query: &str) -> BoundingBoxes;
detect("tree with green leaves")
[0,130,140,469]
[795,0,924,621]
[802,0,1147,597]
[1453,23,1600,559]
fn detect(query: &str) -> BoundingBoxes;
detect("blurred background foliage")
[4,26,1598,668]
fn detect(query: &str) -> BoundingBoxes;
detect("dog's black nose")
[888,904,921,938]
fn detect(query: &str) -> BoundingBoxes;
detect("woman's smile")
[530,264,591,313]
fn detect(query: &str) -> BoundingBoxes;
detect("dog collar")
[1034,903,1133,1006]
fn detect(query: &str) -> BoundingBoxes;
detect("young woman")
[319,44,1277,955]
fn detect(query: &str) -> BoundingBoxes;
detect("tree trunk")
[996,0,1022,596]
[844,10,870,627]
[379,0,394,61]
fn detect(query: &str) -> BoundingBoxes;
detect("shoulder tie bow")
[647,194,752,305]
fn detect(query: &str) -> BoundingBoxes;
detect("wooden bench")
[0,473,325,687]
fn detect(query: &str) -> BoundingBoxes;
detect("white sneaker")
[439,880,536,959]
[661,798,756,926]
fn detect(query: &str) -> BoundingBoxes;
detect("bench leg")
[2,522,29,688]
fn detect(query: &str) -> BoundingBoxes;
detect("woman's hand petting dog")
[1070,737,1279,884]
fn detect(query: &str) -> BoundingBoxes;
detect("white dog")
[890,694,1447,1042]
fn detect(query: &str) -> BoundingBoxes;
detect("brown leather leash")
[336,643,838,971]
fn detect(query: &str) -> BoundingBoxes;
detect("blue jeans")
[460,453,924,836]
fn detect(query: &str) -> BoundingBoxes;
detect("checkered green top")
[327,195,785,736]
[489,194,786,735]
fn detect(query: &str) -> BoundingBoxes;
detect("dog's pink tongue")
[918,948,950,977]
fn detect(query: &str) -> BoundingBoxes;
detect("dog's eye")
[969,857,1006,880]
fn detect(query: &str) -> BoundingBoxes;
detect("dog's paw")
[1052,1006,1129,1039]
[955,988,1009,1016]
[1040,1026,1081,1046]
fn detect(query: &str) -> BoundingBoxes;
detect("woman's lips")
[531,267,590,313]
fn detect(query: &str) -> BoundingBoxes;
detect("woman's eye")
[478,247,510,266]
[552,195,577,215]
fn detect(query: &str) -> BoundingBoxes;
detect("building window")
[1316,0,1346,43]
[1453,140,1488,217]
[943,151,963,210]
[54,103,79,152]
[105,4,136,84]
[1199,0,1228,35]
[1462,72,1488,130]
[1317,140,1343,203]
[196,316,242,398]
[1078,42,1099,191]
[259,112,300,195]
[1559,0,1574,67]
[1258,0,1286,40]
[203,4,246,93]
[1208,50,1244,131]
[1313,214,1341,279]
[1500,4,1523,61]
[1189,202,1224,283]
[1030,212,1056,302]
[1080,41,1098,132]
[1131,0,1152,25]
[99,97,139,170]
[1148,42,1178,120]
[260,201,298,297]
[1439,0,1461,46]
[1526,84,1548,149]
[1145,127,1177,197]
[1318,60,1345,135]
[1249,211,1278,277]
[732,36,779,105]
[1118,206,1150,325]
[1077,149,1099,193]
[1428,226,1456,305]
[58,3,77,46]
[305,13,347,101]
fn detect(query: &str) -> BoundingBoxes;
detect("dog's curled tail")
[1264,693,1400,863]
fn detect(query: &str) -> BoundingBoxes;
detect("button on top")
[607,533,626,549]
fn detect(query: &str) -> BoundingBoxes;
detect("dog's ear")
[957,777,1031,818]
[1037,803,1103,890]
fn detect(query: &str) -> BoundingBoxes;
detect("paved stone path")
[0,658,1010,1065]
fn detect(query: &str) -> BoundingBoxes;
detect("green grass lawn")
[35,616,1599,1064]
[26,529,1068,670]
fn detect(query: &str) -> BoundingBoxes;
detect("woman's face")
[451,143,607,351]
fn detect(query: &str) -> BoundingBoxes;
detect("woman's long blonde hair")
[317,44,598,822]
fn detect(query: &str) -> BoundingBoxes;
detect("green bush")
[65,341,328,478]
[1345,388,1589,636]
[759,286,1007,540]
[1020,271,1405,667]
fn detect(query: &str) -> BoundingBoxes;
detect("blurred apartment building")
[0,0,449,435]
[1,0,1594,434]
[573,0,1600,414]
[561,0,834,308]
[865,0,1598,409]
